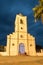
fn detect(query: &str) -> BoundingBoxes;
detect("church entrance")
[19,43,25,55]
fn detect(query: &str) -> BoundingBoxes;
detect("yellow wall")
[27,34,36,56]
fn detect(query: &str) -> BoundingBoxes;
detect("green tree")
[33,0,43,23]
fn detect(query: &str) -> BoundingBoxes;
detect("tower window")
[21,27,23,29]
[20,19,23,24]
[20,35,23,38]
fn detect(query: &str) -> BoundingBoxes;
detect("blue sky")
[0,0,43,47]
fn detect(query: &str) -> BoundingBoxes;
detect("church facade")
[0,14,37,56]
[6,14,36,56]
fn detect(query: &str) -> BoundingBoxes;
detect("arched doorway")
[19,43,25,54]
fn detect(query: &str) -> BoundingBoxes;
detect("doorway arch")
[19,43,25,54]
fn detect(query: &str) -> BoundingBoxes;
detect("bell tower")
[15,13,28,54]
[15,13,27,32]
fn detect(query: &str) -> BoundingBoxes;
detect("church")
[6,13,36,56]
[0,13,36,56]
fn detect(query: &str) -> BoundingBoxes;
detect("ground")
[0,56,43,65]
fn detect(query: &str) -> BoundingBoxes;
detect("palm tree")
[33,0,43,23]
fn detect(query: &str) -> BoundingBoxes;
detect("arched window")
[20,19,23,24]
